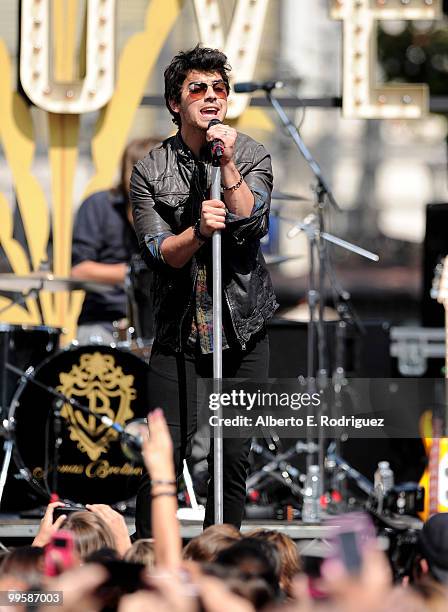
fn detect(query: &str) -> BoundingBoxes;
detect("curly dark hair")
[164,45,231,128]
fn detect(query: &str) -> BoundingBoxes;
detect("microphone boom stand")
[211,152,224,524]
[264,87,379,511]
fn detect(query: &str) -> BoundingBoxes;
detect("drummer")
[71,138,160,344]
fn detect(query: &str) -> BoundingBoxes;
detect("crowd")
[0,409,447,611]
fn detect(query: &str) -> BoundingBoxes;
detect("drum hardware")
[326,441,375,498]
[247,440,319,499]
[0,325,61,421]
[1,347,149,511]
[264,254,303,266]
[253,88,380,513]
[271,191,311,202]
[0,273,121,294]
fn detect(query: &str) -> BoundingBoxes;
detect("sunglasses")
[187,80,229,100]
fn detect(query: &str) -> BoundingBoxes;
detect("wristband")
[193,219,209,243]
[222,171,243,192]
[151,479,176,486]
[151,491,177,500]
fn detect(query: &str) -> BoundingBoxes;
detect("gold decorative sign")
[20,0,116,114]
[330,0,442,119]
[192,0,270,119]
[57,352,135,461]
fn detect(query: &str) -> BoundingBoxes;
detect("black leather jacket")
[130,131,278,351]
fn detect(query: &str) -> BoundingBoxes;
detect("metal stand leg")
[0,437,14,510]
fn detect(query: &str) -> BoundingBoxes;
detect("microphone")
[208,119,224,163]
[233,80,284,94]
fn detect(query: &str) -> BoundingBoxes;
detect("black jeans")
[135,330,269,538]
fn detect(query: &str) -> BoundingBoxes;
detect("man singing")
[130,45,277,537]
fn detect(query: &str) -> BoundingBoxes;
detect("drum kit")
[0,271,153,514]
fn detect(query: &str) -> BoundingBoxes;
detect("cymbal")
[0,273,118,294]
[272,191,310,202]
[264,254,303,265]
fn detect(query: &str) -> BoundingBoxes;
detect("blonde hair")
[123,539,155,569]
[64,511,116,560]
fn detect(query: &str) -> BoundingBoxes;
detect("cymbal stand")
[247,439,319,497]
[264,88,379,514]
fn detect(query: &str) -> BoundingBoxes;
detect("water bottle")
[374,461,394,513]
[302,465,321,523]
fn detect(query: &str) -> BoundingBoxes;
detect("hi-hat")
[0,273,119,294]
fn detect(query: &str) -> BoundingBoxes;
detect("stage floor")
[0,515,336,556]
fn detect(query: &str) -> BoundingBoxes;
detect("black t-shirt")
[71,190,139,325]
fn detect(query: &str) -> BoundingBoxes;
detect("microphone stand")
[211,150,224,524]
[264,87,379,512]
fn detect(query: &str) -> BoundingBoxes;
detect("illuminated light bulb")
[32,71,40,79]
[424,0,433,4]
[33,19,42,27]
[88,89,96,97]
[377,94,387,104]
[244,24,251,32]
[401,0,410,4]
[354,25,363,35]
[238,49,246,57]
[43,86,52,95]
[66,90,74,98]
[99,68,106,76]
[33,45,41,54]
[99,16,107,26]
[354,76,363,84]
[355,98,362,106]
[402,94,413,104]
[99,43,107,51]
[354,51,363,60]
[377,0,387,6]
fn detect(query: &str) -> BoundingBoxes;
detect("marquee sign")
[330,0,442,119]
[20,0,116,114]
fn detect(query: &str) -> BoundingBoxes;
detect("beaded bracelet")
[222,171,243,192]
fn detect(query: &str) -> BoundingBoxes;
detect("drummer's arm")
[71,261,127,285]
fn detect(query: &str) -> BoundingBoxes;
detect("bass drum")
[8,344,150,509]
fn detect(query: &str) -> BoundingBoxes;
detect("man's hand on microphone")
[206,122,237,166]
[200,199,226,237]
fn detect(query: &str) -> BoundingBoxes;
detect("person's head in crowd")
[183,524,241,562]
[63,511,116,560]
[215,537,281,597]
[164,44,231,129]
[84,547,120,565]
[203,563,275,609]
[124,539,155,569]
[247,529,303,595]
[0,546,44,588]
[415,512,448,585]
[113,137,161,202]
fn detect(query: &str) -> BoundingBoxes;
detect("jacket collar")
[173,131,212,165]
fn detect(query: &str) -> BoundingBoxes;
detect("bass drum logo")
[57,352,135,461]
